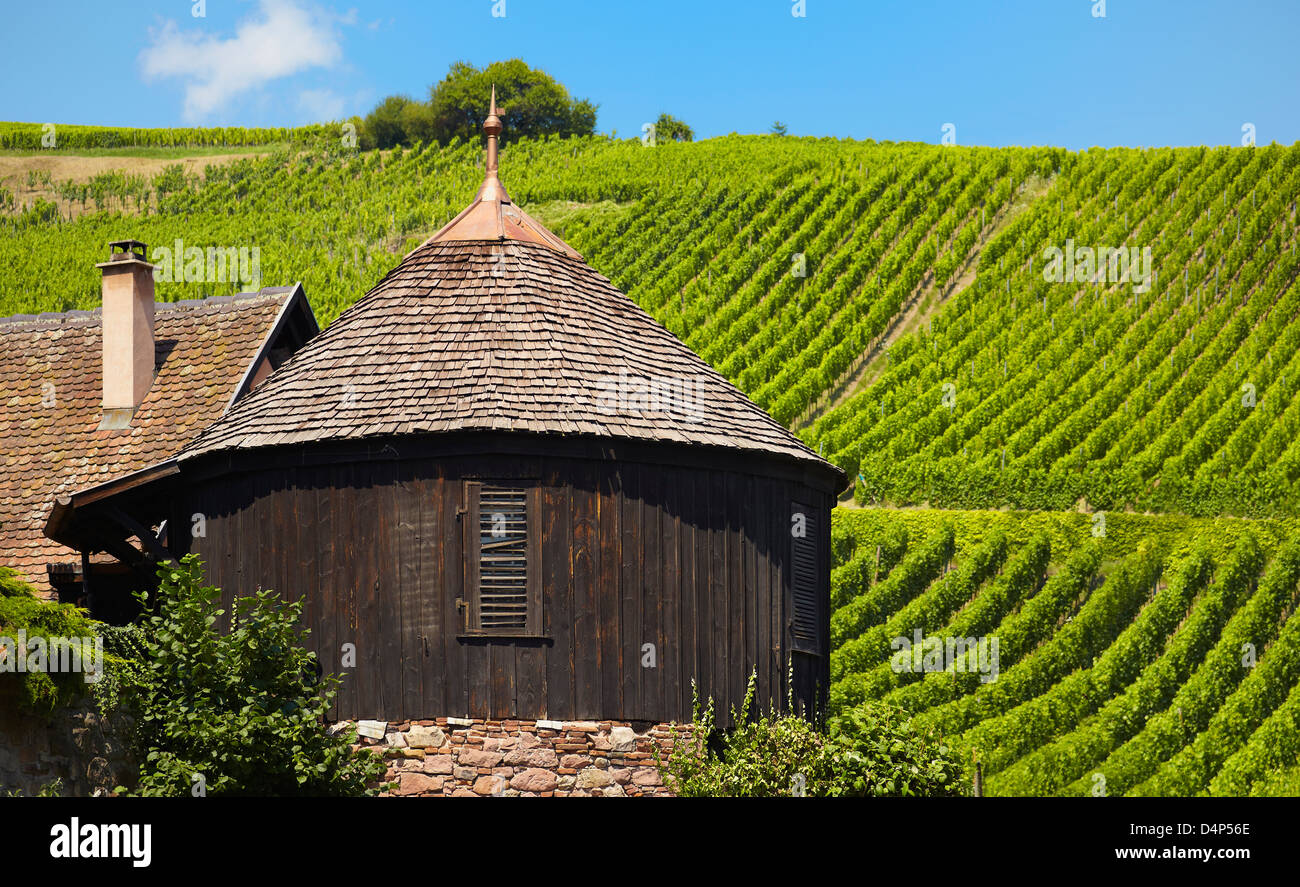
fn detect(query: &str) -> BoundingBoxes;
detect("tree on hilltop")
[360,59,597,150]
[429,59,596,145]
[654,113,694,143]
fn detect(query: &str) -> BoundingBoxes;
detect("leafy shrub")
[152,163,189,196]
[90,623,149,721]
[123,555,386,796]
[0,567,101,715]
[823,703,967,797]
[5,777,63,797]
[1247,765,1300,797]
[660,674,966,797]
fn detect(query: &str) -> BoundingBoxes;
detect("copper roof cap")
[416,86,582,260]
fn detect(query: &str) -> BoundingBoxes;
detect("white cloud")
[140,0,344,121]
[298,88,346,121]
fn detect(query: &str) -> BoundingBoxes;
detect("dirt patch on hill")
[0,153,261,186]
[0,152,268,219]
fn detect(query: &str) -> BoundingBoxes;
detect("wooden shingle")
[181,242,834,473]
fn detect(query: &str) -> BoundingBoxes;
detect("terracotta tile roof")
[0,289,298,589]
[180,241,840,480]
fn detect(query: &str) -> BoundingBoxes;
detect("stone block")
[356,720,387,740]
[503,747,559,768]
[510,768,558,792]
[473,775,508,796]
[609,726,637,752]
[406,725,447,749]
[632,767,663,787]
[458,747,503,768]
[398,773,443,796]
[575,767,613,789]
[423,756,455,775]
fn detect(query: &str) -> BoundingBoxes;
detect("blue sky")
[2,0,1296,149]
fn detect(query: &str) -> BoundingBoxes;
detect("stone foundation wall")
[336,717,693,797]
[0,682,136,797]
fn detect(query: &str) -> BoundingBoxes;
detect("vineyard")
[4,134,1298,516]
[3,129,1300,795]
[0,121,341,151]
[829,509,1300,797]
[807,143,1300,518]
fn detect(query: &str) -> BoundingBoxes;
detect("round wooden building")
[51,96,846,734]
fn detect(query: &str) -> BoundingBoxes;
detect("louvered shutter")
[465,481,541,635]
[791,503,819,648]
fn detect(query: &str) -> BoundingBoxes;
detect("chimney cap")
[98,239,153,270]
[108,239,148,258]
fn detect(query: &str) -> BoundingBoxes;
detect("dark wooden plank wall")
[188,455,830,725]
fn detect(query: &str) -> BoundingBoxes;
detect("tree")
[399,101,438,146]
[427,59,596,145]
[770,121,788,136]
[360,94,417,150]
[654,113,694,143]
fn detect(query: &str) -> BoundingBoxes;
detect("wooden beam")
[102,504,173,564]
[96,536,156,581]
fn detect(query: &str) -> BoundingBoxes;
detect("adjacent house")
[0,242,316,618]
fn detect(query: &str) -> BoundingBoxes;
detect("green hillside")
[829,510,1300,797]
[4,136,1297,518]
[807,144,1300,517]
[4,131,1300,795]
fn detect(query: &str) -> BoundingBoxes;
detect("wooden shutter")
[791,503,819,648]
[465,481,541,635]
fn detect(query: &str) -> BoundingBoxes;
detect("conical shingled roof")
[179,99,840,479]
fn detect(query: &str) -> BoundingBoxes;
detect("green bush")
[660,674,966,797]
[123,555,386,796]
[1247,764,1300,797]
[0,567,102,715]
[90,623,149,722]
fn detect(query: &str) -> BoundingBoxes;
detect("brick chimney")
[95,240,156,429]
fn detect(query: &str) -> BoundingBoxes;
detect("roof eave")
[44,458,181,548]
[224,282,320,411]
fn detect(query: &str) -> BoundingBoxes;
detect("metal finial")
[483,86,503,186]
[415,84,580,259]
